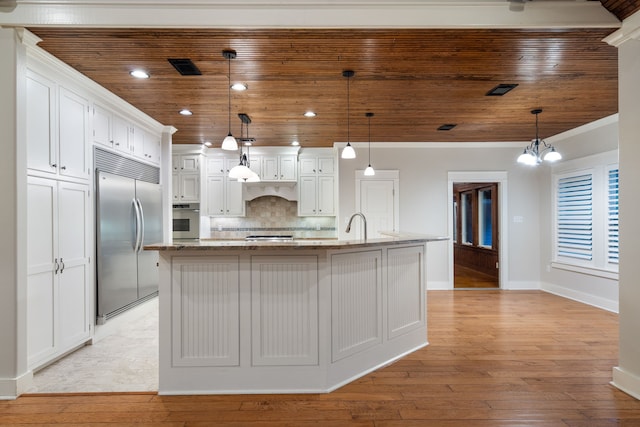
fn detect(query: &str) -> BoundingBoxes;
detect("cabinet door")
[299,158,317,175]
[298,176,317,216]
[143,130,161,164]
[59,87,90,179]
[317,176,335,215]
[57,181,91,349]
[26,177,58,367]
[92,104,112,148]
[317,157,335,175]
[279,156,297,181]
[179,174,200,202]
[172,173,180,202]
[130,125,145,159]
[180,155,200,172]
[112,114,130,153]
[206,157,225,175]
[206,176,225,215]
[262,156,279,180]
[26,70,57,175]
[225,179,245,216]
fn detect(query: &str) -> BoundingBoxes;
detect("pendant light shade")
[364,112,375,176]
[221,49,238,151]
[341,70,356,159]
[516,109,562,166]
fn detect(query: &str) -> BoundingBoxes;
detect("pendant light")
[228,122,254,180]
[221,49,238,151]
[341,70,356,159]
[516,109,562,166]
[364,112,375,176]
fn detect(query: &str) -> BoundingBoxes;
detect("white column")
[607,14,640,400]
[0,27,30,399]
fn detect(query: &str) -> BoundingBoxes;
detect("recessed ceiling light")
[486,83,518,96]
[304,111,317,118]
[203,141,212,147]
[179,109,193,116]
[231,83,248,91]
[438,124,457,131]
[291,140,300,146]
[130,69,150,79]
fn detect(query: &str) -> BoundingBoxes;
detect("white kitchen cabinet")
[298,151,336,216]
[174,173,200,202]
[261,155,297,181]
[206,157,226,175]
[27,176,91,369]
[92,104,112,148]
[111,114,131,154]
[172,154,202,202]
[26,70,90,180]
[59,87,90,180]
[298,175,335,216]
[206,175,244,216]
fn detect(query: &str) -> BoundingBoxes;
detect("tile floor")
[27,299,159,393]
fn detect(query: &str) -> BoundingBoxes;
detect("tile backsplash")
[206,196,336,239]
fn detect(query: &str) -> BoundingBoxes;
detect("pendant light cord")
[368,113,371,164]
[227,55,231,135]
[347,75,350,144]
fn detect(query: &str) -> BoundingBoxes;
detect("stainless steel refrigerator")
[96,170,162,322]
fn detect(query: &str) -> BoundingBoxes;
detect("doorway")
[447,171,508,290]
[453,182,499,288]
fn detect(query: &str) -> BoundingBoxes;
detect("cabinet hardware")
[51,164,57,168]
[54,258,59,274]
[60,258,65,273]
[60,166,66,170]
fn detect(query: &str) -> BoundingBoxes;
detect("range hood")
[243,182,297,201]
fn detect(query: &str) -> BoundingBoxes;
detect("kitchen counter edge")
[145,233,448,251]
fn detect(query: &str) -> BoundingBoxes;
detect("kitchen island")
[146,234,446,395]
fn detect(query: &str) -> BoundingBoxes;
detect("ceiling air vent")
[167,58,202,76]
[438,124,457,131]
[486,83,518,96]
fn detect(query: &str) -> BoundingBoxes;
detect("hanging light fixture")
[341,70,356,159]
[221,49,239,151]
[517,109,562,166]
[364,112,375,176]
[228,122,254,180]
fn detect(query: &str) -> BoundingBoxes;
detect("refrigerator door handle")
[132,198,142,252]
[136,198,145,253]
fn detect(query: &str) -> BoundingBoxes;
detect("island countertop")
[145,233,447,251]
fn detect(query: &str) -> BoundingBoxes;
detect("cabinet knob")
[51,164,57,168]
[115,143,120,146]
[60,166,66,170]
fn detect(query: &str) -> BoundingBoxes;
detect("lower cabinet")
[26,176,91,369]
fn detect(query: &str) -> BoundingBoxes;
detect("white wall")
[338,144,544,290]
[538,116,619,312]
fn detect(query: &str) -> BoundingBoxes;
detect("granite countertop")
[145,233,448,251]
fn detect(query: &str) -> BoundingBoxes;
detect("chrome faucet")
[345,212,368,241]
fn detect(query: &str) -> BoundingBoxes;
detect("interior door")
[358,179,396,238]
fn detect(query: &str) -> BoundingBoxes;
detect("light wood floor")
[3,290,639,426]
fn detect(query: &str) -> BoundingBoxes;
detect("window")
[607,167,619,265]
[551,152,618,277]
[461,192,473,245]
[556,173,593,261]
[478,188,493,248]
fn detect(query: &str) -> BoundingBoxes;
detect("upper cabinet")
[298,149,337,217]
[172,153,202,203]
[92,103,160,165]
[27,70,90,181]
[257,155,297,182]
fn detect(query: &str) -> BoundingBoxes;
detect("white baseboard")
[502,280,540,290]
[427,281,451,290]
[0,370,33,400]
[612,367,640,400]
[541,281,618,313]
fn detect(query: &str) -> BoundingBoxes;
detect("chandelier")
[517,109,561,166]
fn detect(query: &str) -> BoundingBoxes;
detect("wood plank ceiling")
[27,3,634,148]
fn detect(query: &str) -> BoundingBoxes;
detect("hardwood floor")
[454,264,499,288]
[3,290,639,426]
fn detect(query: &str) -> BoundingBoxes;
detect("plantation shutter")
[557,173,593,261]
[607,168,619,264]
